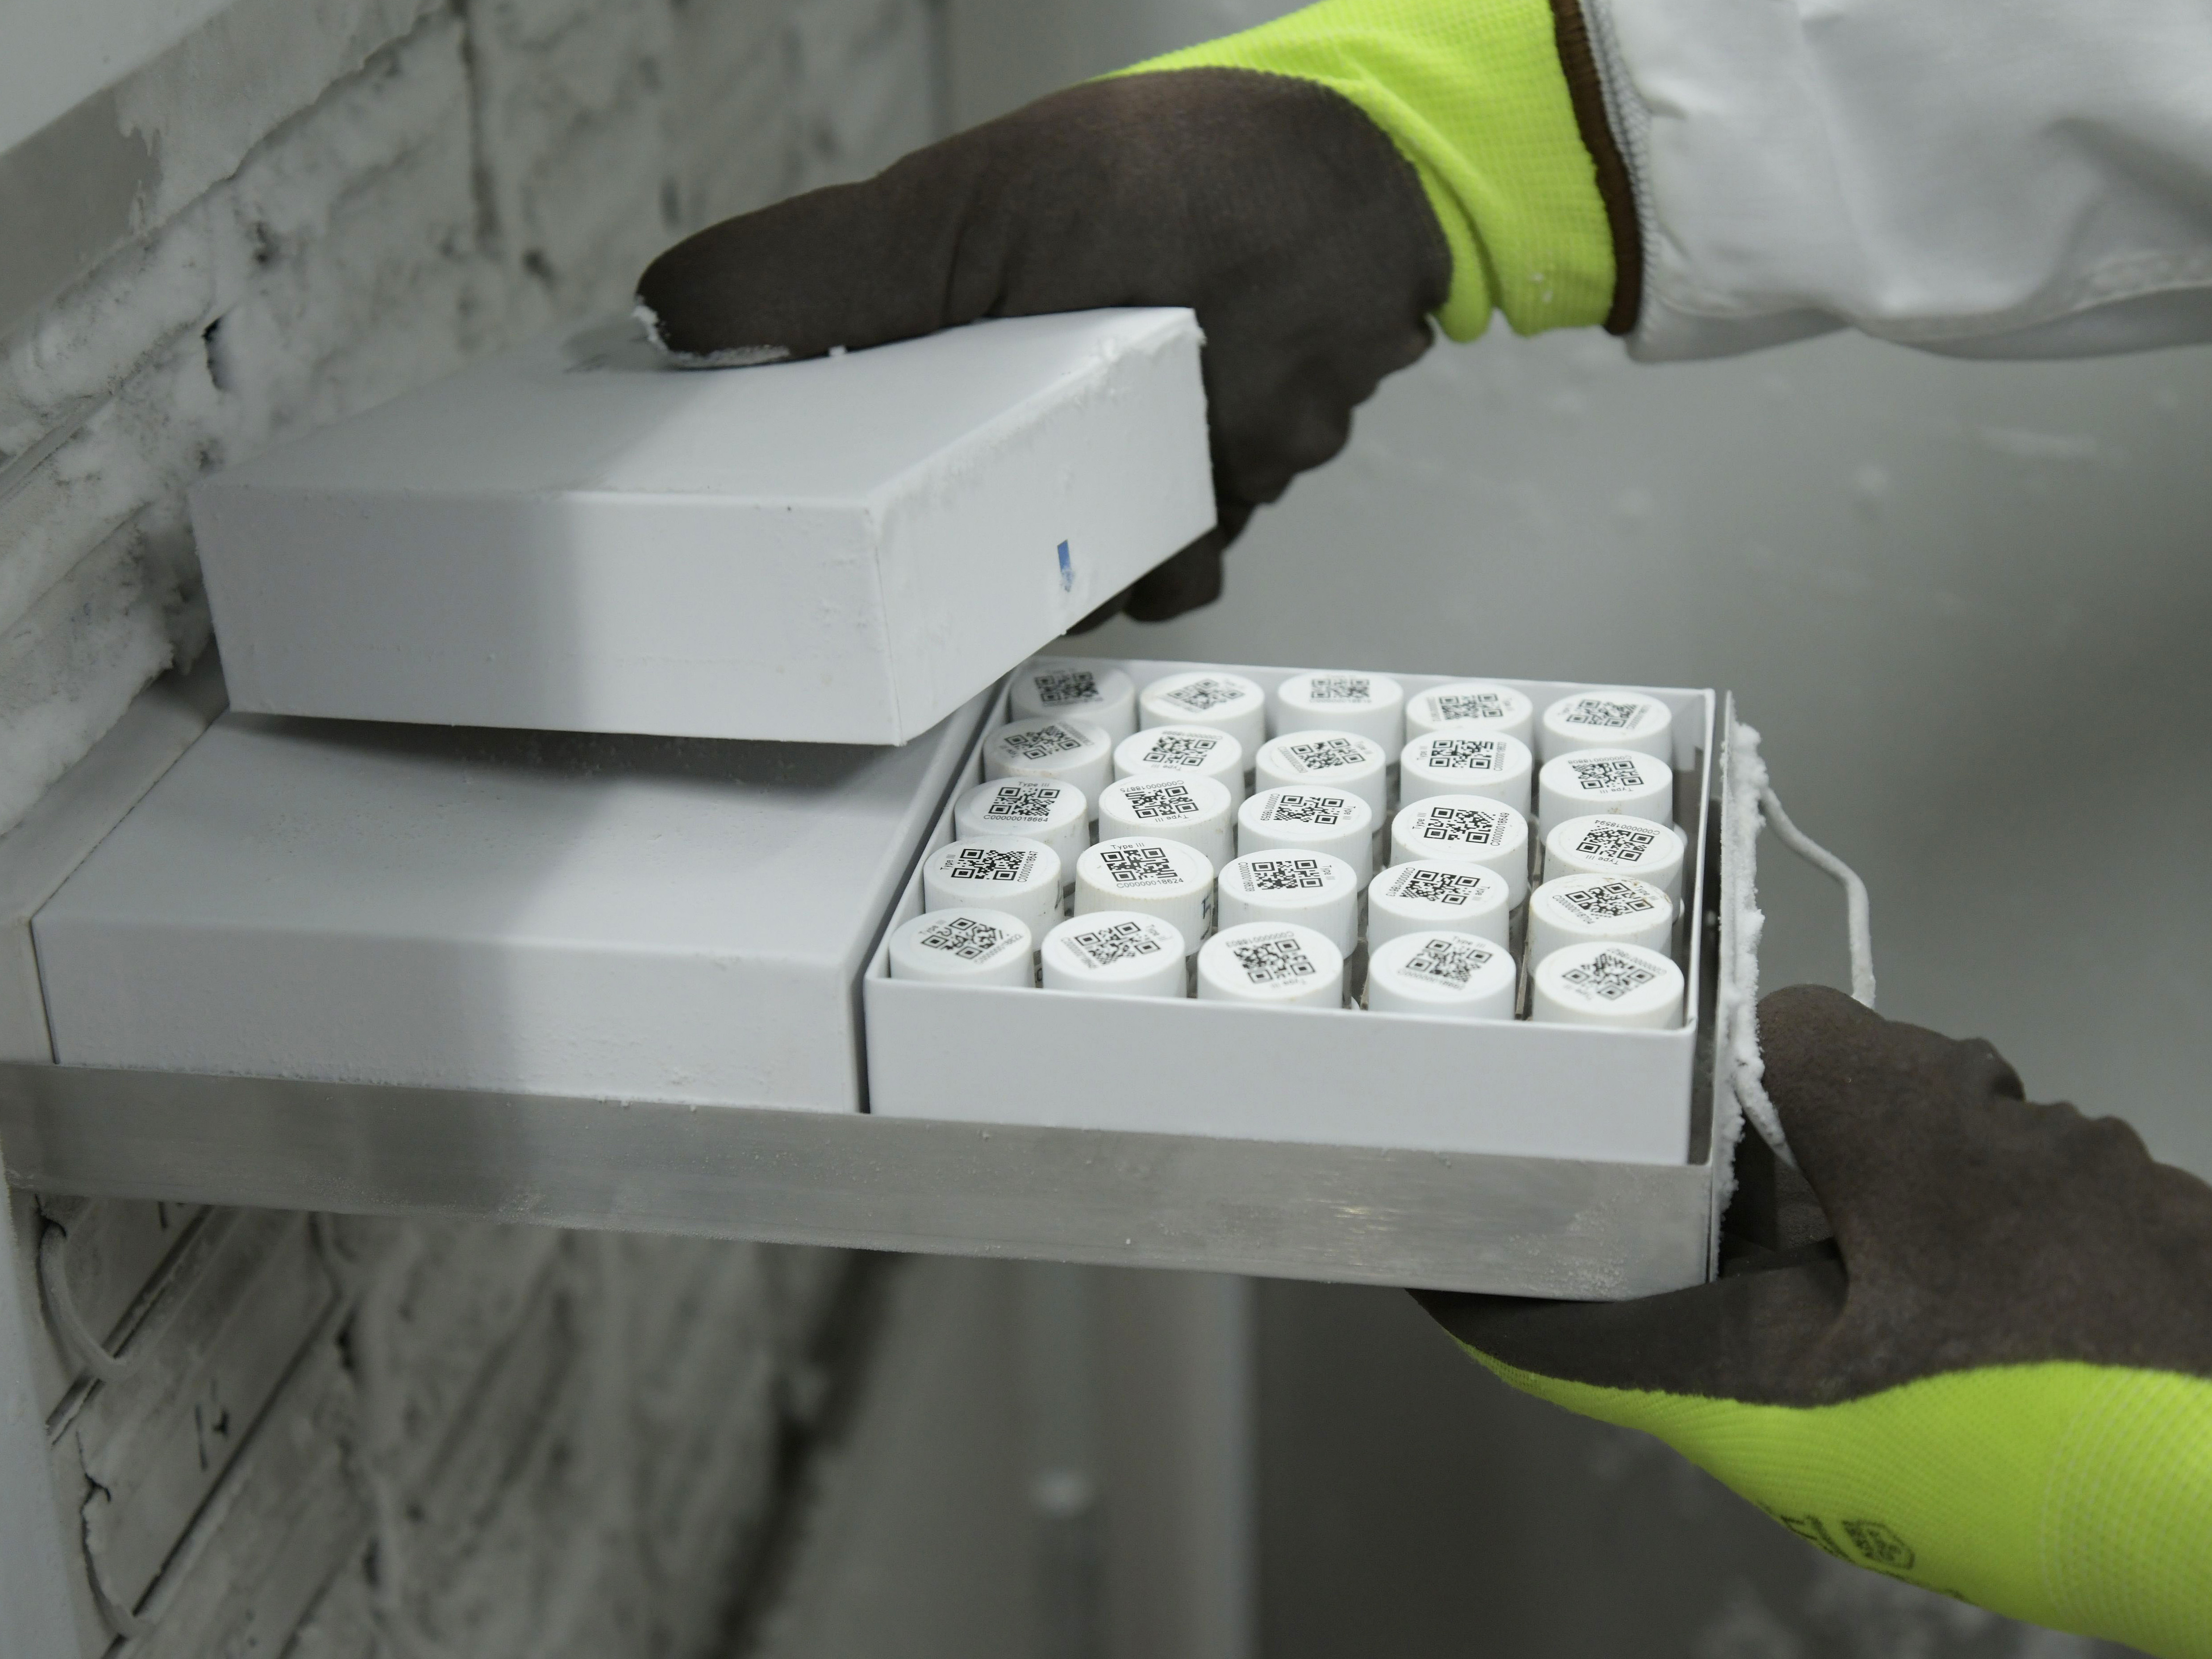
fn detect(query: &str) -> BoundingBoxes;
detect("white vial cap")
[922,837,1064,939]
[1196,922,1345,1009]
[1367,860,1512,951]
[1237,787,1377,882]
[1074,836,1216,954]
[1138,670,1268,755]
[1269,671,1405,750]
[888,908,1035,987]
[1366,930,1517,1020]
[1405,682,1534,746]
[984,716,1114,809]
[1539,688,1675,763]
[1041,911,1188,998]
[1538,748,1675,830]
[1217,851,1361,956]
[1530,942,1684,1029]
[955,777,1090,876]
[1528,873,1673,966]
[1398,731,1535,814]
[1009,659,1138,743]
[1254,730,1390,818]
[1543,813,1686,902]
[1097,774,1236,872]
[1114,724,1246,806]
[1387,796,1530,905]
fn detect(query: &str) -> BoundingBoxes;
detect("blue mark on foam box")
[1057,540,1073,593]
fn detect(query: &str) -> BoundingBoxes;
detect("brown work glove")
[635,68,1451,626]
[1418,985,2212,1656]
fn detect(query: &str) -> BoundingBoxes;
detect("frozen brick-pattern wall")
[0,0,938,1651]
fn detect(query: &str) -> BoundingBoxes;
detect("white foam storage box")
[32,695,992,1106]
[188,310,1213,746]
[867,661,1713,1165]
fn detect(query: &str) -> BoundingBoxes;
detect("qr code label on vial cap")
[1137,731,1220,769]
[1559,879,1659,921]
[1230,931,1317,986]
[984,783,1062,822]
[1286,737,1367,773]
[1417,805,1507,846]
[917,916,1016,961]
[1162,677,1246,713]
[1560,696,1647,731]
[1262,792,1349,827]
[1402,936,1494,988]
[1064,919,1167,969]
[1424,738,1503,772]
[1388,866,1484,906]
[1561,948,1660,1002]
[1031,669,1099,707]
[1246,856,1326,892]
[1099,843,1181,888]
[1568,757,1648,795]
[1304,675,1372,703]
[1430,691,1507,723]
[999,724,1087,761]
[1574,821,1659,862]
[1120,782,1198,821]
[946,845,1038,885]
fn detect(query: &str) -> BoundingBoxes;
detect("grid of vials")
[885,662,1693,1029]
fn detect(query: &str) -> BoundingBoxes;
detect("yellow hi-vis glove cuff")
[1119,0,1617,340]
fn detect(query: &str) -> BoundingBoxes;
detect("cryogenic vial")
[984,716,1115,811]
[955,777,1090,883]
[1114,724,1246,806]
[1138,670,1268,756]
[922,837,1064,939]
[1217,851,1360,956]
[1527,873,1673,966]
[1537,748,1674,830]
[1074,836,1215,953]
[888,908,1035,988]
[1254,730,1389,817]
[1388,796,1530,904]
[1009,659,1138,743]
[1367,861,1511,951]
[1365,930,1517,1020]
[1539,689,1675,763]
[1268,671,1405,750]
[1098,773,1235,871]
[1404,682,1534,746]
[1530,942,1684,1029]
[1196,923,1345,1009]
[1041,912,1188,998]
[1237,787,1377,882]
[1398,732,1534,813]
[1543,813,1685,902]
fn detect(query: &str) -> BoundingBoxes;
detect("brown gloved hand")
[1417,985,2212,1656]
[636,69,1451,626]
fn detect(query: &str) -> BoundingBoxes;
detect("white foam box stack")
[188,310,1213,746]
[866,660,1714,1165]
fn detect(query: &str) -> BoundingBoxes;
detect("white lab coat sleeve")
[1580,0,2212,360]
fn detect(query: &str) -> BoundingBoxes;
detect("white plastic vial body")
[1074,836,1216,954]
[1543,813,1685,902]
[1268,671,1405,750]
[921,837,1064,938]
[1237,788,1377,882]
[1404,682,1535,746]
[1539,688,1675,763]
[1196,922,1345,1009]
[1365,930,1517,1020]
[1367,861,1512,951]
[888,908,1035,988]
[1254,730,1390,818]
[1527,874,1673,966]
[1217,851,1361,956]
[1388,797,1530,905]
[1009,659,1138,742]
[983,716,1114,811]
[1537,748,1674,830]
[1097,774,1235,871]
[1398,732,1534,814]
[955,777,1091,880]
[1137,670,1268,755]
[1530,942,1684,1029]
[1041,912,1188,998]
[1114,724,1247,806]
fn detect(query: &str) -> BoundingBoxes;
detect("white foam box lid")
[188,310,1213,746]
[866,660,1714,1166]
[32,693,991,1106]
